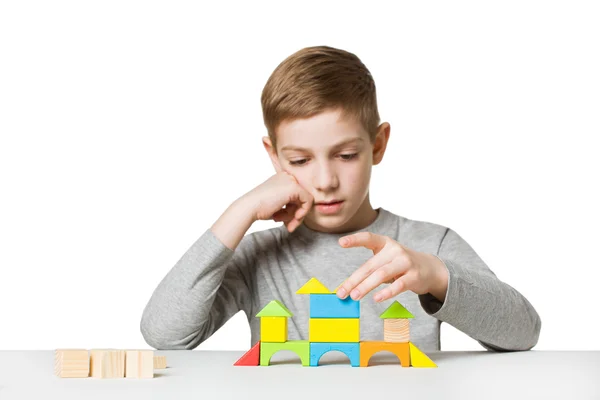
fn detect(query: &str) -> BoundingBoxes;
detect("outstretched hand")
[336,232,449,303]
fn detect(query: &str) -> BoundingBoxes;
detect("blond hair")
[261,45,380,151]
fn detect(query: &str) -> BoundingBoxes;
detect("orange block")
[359,341,410,367]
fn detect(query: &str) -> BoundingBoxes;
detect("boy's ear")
[372,122,391,165]
[262,136,284,173]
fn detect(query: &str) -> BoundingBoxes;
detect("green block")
[379,300,414,319]
[260,340,310,366]
[256,300,293,317]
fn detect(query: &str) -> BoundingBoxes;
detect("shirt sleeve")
[139,228,256,350]
[418,228,542,351]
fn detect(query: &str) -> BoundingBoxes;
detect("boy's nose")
[313,164,339,191]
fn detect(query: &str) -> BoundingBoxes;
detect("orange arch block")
[359,341,410,367]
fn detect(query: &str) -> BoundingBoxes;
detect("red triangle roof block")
[233,341,260,366]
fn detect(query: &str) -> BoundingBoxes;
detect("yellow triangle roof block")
[296,277,332,294]
[409,343,437,368]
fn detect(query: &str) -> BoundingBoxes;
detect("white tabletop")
[1,350,599,399]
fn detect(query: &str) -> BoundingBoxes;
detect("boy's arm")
[420,228,542,351]
[140,198,257,350]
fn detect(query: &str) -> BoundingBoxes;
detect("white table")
[1,350,599,399]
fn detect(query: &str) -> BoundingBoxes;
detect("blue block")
[309,294,360,318]
[310,342,360,367]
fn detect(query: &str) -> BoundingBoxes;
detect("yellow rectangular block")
[309,318,359,342]
[260,317,287,342]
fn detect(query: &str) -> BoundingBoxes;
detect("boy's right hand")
[245,171,314,232]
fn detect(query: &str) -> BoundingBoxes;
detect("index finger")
[339,231,387,253]
[336,247,394,300]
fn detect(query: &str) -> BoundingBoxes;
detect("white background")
[1,1,598,351]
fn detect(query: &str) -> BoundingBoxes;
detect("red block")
[233,341,260,366]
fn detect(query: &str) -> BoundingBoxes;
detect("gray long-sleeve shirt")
[140,207,541,352]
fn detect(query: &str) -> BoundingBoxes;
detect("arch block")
[309,342,360,367]
[359,341,410,367]
[260,340,310,366]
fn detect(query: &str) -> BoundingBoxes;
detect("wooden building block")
[90,349,125,378]
[255,300,293,317]
[309,342,360,367]
[379,301,414,319]
[260,341,310,366]
[153,355,167,369]
[234,341,260,366]
[359,341,410,367]
[260,316,287,342]
[296,277,332,294]
[125,350,154,378]
[309,318,359,342]
[309,294,360,318]
[409,342,437,368]
[384,318,410,342]
[54,349,90,378]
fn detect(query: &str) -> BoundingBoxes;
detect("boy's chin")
[306,213,350,230]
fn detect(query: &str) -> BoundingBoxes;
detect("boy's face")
[263,107,390,233]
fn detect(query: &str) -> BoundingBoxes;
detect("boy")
[140,46,541,352]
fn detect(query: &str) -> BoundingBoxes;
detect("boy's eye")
[289,153,358,166]
[289,159,307,165]
[340,153,358,161]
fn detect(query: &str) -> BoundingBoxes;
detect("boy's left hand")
[336,232,449,303]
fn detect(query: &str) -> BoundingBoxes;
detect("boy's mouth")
[315,199,343,205]
[314,200,344,214]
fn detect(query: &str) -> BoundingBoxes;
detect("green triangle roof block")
[296,277,332,294]
[256,300,293,317]
[379,300,414,319]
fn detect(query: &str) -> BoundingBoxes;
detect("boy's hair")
[261,45,381,151]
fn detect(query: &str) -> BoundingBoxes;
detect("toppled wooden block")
[125,350,154,378]
[54,349,90,378]
[153,355,167,369]
[90,349,125,378]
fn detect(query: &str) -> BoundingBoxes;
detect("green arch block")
[260,341,310,366]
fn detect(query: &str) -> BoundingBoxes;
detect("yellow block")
[309,318,359,342]
[409,342,437,368]
[260,317,287,343]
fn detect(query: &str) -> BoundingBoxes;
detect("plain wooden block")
[54,349,90,378]
[384,318,410,342]
[125,350,154,378]
[153,355,167,369]
[90,349,125,378]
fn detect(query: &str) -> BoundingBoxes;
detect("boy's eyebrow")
[281,137,365,152]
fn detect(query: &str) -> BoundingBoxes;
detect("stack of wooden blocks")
[54,349,167,378]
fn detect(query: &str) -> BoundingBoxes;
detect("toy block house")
[297,278,361,367]
[254,300,310,366]
[256,300,292,343]
[234,277,437,368]
[381,300,414,342]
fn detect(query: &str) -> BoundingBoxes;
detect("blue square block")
[310,342,360,367]
[309,294,360,318]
